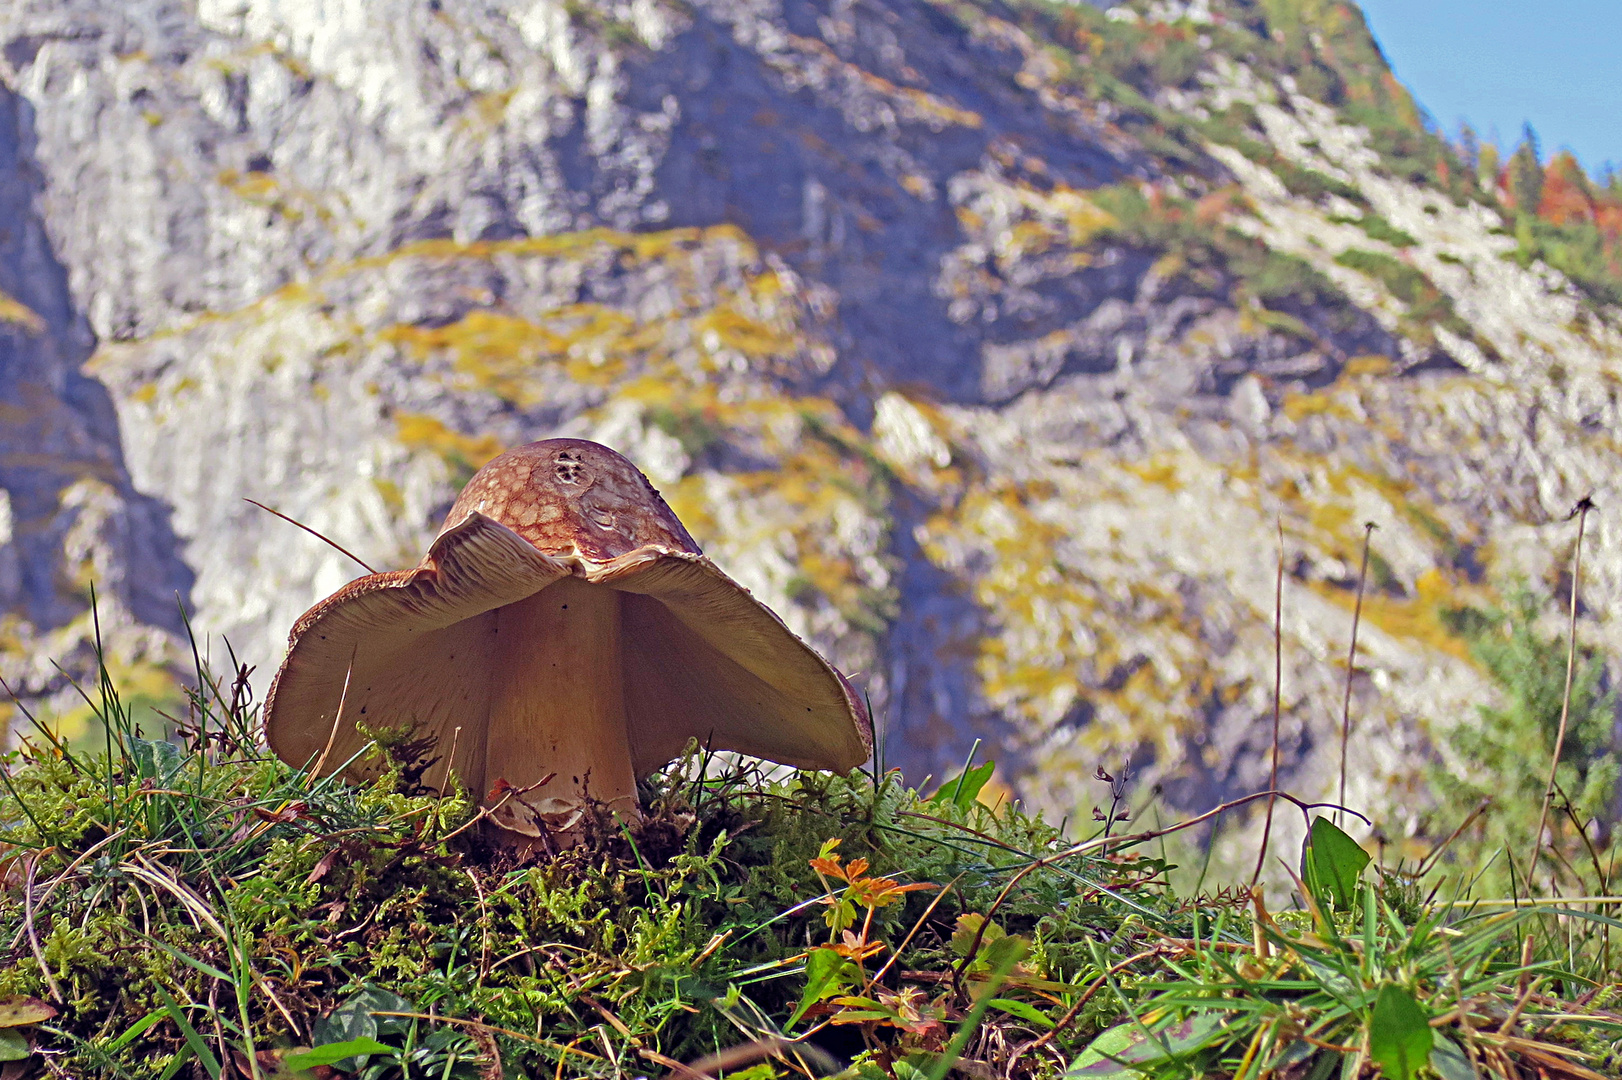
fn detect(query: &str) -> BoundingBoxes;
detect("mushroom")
[263,438,872,843]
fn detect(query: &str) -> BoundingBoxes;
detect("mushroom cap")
[262,439,873,795]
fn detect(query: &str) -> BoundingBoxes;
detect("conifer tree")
[1508,123,1544,213]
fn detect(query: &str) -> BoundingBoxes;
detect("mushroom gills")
[485,576,638,839]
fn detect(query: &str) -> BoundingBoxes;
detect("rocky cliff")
[0,0,1617,860]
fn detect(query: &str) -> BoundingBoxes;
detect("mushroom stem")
[485,576,638,844]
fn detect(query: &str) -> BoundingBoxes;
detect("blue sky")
[1357,0,1621,174]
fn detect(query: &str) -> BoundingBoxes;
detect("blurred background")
[0,0,1618,885]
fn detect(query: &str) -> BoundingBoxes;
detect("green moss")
[0,715,1164,1077]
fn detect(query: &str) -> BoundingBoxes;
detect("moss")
[0,707,1172,1078]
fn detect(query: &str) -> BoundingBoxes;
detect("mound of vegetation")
[0,635,1611,1080]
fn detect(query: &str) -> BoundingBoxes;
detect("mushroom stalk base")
[485,577,638,846]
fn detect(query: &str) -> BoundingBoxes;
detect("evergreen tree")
[1457,122,1479,174]
[1508,123,1544,213]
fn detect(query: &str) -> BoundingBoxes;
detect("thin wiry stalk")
[23,853,64,1005]
[1252,520,1285,889]
[243,498,378,574]
[1528,496,1594,889]
[1337,522,1376,827]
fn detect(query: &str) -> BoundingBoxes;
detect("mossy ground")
[0,649,1616,1080]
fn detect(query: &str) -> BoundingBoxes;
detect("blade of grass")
[103,1008,169,1053]
[154,986,221,1080]
[950,737,982,806]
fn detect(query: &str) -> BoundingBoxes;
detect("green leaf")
[987,998,1053,1028]
[950,913,1007,959]
[788,947,862,1029]
[892,1062,928,1080]
[1301,816,1371,910]
[981,934,1027,973]
[1067,1021,1141,1075]
[1368,984,1433,1080]
[1297,955,1361,1008]
[1429,1034,1474,1080]
[726,1067,780,1080]
[929,761,995,810]
[823,896,858,934]
[156,1046,192,1080]
[310,986,413,1070]
[129,737,185,782]
[104,1008,167,1053]
[1067,1013,1226,1075]
[284,1038,397,1070]
[0,1030,28,1061]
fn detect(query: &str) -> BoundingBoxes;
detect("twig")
[643,1050,717,1080]
[1558,793,1612,970]
[1337,522,1376,827]
[1416,798,1491,877]
[8,829,127,952]
[369,1011,593,1052]
[23,854,64,1004]
[1094,759,1131,837]
[1023,948,1161,1053]
[1529,495,1594,888]
[435,774,556,845]
[244,498,377,574]
[471,867,492,987]
[1251,520,1285,889]
[864,876,963,993]
[680,1040,790,1079]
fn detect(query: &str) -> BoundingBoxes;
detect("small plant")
[1430,584,1619,897]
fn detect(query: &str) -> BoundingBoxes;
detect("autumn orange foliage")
[1496,150,1622,275]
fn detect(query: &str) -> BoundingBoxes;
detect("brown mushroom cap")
[263,439,872,809]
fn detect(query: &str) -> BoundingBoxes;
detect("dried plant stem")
[1336,522,1376,827]
[1528,496,1595,889]
[23,854,64,1004]
[1022,947,1162,1053]
[244,498,378,574]
[1251,521,1285,889]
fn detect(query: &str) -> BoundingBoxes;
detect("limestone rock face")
[0,78,190,711]
[0,0,1618,855]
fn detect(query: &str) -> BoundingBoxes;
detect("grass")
[0,609,1613,1080]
